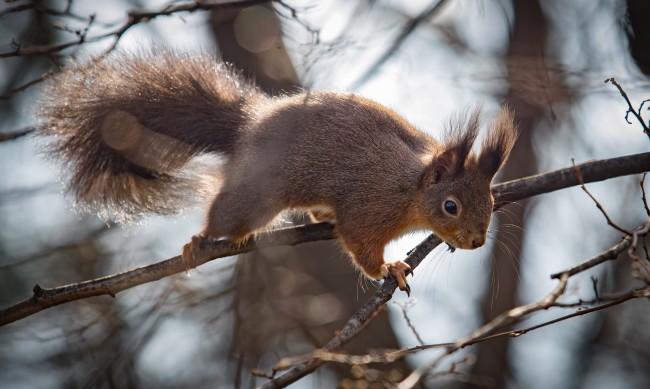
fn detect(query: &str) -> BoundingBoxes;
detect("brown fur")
[38,49,518,281]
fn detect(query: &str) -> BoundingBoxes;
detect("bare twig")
[394,300,425,346]
[0,1,102,23]
[503,287,650,337]
[605,78,650,140]
[591,276,600,302]
[627,221,650,284]
[271,282,649,376]
[0,71,55,100]
[456,286,650,347]
[398,273,571,388]
[572,158,631,234]
[572,159,650,284]
[273,343,446,370]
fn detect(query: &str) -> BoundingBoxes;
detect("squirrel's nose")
[472,237,485,248]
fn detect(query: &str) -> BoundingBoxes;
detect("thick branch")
[0,223,335,326]
[492,152,650,207]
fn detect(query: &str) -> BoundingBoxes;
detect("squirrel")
[37,49,517,295]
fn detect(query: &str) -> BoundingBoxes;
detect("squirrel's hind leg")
[181,188,283,269]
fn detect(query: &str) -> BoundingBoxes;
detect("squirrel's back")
[231,92,438,207]
[38,49,267,219]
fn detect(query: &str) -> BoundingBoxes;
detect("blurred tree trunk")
[209,3,299,94]
[468,1,571,387]
[625,0,650,76]
[206,5,409,387]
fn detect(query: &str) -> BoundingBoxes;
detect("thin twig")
[398,273,571,389]
[394,300,425,346]
[572,158,631,234]
[604,78,650,140]
[550,234,631,279]
[0,71,54,100]
[273,284,649,375]
[626,221,650,284]
[462,286,650,346]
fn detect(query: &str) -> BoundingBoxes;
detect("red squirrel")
[38,49,517,294]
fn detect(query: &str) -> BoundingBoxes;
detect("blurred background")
[1,0,649,388]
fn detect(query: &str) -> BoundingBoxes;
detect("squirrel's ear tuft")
[478,105,518,179]
[440,107,481,175]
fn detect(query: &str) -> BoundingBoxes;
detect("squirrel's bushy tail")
[38,49,265,220]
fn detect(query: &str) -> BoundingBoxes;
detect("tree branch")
[0,223,335,326]
[492,152,650,207]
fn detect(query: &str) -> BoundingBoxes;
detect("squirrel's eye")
[443,200,458,216]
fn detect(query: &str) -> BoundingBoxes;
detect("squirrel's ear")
[478,106,518,179]
[429,149,457,184]
[423,108,482,185]
[420,151,454,187]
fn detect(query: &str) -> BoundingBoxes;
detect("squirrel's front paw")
[181,234,210,271]
[380,261,413,296]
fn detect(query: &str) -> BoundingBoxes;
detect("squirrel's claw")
[181,234,206,273]
[381,261,413,296]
